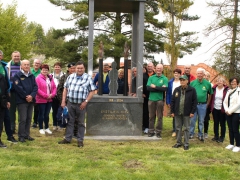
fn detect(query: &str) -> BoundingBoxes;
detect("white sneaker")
[225,144,234,150]
[53,126,58,131]
[232,146,240,152]
[39,129,45,135]
[144,128,148,134]
[45,128,52,134]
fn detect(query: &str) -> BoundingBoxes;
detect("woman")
[117,69,128,94]
[50,62,64,131]
[210,77,228,143]
[36,64,57,135]
[166,68,181,137]
[223,77,240,152]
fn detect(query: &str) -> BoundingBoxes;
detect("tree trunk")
[229,0,238,77]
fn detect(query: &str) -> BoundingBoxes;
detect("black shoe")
[172,144,182,148]
[32,123,37,128]
[78,141,84,148]
[148,133,155,137]
[7,136,18,144]
[0,140,7,148]
[217,137,224,143]
[189,135,194,139]
[58,139,70,144]
[18,137,26,143]
[24,136,35,141]
[212,137,219,142]
[156,133,162,138]
[199,136,204,142]
[184,145,189,150]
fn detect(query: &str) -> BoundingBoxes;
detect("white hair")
[196,68,205,74]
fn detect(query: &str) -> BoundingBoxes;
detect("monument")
[86,0,146,136]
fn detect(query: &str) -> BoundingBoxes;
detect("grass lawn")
[0,116,240,180]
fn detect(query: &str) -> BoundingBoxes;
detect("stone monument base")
[86,95,143,136]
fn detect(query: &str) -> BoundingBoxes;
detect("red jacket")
[35,73,57,103]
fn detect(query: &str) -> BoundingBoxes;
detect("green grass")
[0,117,240,180]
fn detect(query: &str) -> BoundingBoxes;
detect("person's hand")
[150,84,156,88]
[225,111,230,116]
[26,95,33,102]
[7,102,10,109]
[47,94,52,100]
[171,113,174,117]
[142,94,146,98]
[190,113,194,118]
[167,104,170,108]
[80,101,87,110]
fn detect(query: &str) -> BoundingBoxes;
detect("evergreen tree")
[48,0,165,68]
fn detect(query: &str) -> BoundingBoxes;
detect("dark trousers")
[65,102,86,142]
[175,115,190,146]
[33,103,39,124]
[4,109,13,137]
[226,113,240,146]
[52,98,60,126]
[17,103,34,138]
[142,98,149,129]
[212,108,226,139]
[10,91,18,131]
[38,102,52,130]
[204,106,211,133]
[148,100,164,134]
[0,108,5,138]
[172,117,176,132]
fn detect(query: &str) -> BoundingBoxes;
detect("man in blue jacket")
[94,63,110,94]
[13,60,38,142]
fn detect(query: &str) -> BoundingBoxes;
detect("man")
[171,75,197,150]
[30,59,42,128]
[189,68,213,141]
[0,50,18,144]
[130,67,137,97]
[94,63,110,94]
[147,64,168,138]
[166,69,182,137]
[13,60,38,142]
[7,51,21,133]
[58,61,96,147]
[183,64,196,85]
[142,62,155,134]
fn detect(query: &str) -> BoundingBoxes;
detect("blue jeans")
[38,102,52,130]
[190,104,207,137]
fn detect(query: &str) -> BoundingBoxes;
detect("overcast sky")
[0,0,219,66]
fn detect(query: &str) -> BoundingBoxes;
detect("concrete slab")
[84,135,161,141]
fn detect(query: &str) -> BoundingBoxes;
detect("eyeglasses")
[180,79,186,81]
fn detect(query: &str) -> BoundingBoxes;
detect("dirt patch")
[123,159,143,169]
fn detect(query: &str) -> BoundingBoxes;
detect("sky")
[0,0,218,66]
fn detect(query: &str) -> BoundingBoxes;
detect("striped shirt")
[64,73,96,104]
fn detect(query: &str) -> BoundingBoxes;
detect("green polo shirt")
[147,74,168,101]
[190,79,213,103]
[30,67,41,77]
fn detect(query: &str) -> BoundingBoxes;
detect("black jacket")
[171,85,197,116]
[13,71,38,104]
[0,74,10,104]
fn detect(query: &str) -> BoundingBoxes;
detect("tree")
[159,0,201,71]
[0,3,36,60]
[205,0,239,78]
[48,0,165,69]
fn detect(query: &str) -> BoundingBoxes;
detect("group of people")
[141,62,240,152]
[0,50,240,152]
[0,50,96,148]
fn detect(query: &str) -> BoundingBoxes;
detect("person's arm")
[61,87,68,108]
[57,75,65,103]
